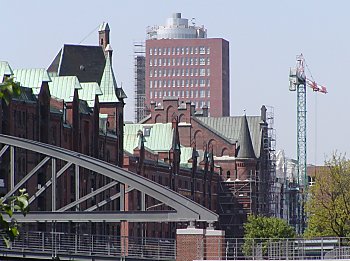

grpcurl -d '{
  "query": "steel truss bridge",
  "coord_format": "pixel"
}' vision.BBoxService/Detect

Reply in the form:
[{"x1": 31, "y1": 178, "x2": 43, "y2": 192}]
[{"x1": 0, "y1": 134, "x2": 218, "y2": 259}]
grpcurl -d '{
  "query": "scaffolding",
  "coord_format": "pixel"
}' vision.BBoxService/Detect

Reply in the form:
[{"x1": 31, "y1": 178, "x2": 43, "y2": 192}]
[
  {"x1": 266, "y1": 106, "x2": 277, "y2": 217},
  {"x1": 134, "y1": 42, "x2": 146, "y2": 123}
]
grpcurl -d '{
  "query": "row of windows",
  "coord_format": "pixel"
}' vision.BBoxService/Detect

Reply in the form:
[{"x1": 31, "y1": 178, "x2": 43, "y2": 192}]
[
  {"x1": 150, "y1": 90, "x2": 210, "y2": 100},
  {"x1": 150, "y1": 68, "x2": 210, "y2": 77},
  {"x1": 150, "y1": 79, "x2": 210, "y2": 88},
  {"x1": 149, "y1": 46, "x2": 210, "y2": 56},
  {"x1": 149, "y1": 57, "x2": 210, "y2": 66}
]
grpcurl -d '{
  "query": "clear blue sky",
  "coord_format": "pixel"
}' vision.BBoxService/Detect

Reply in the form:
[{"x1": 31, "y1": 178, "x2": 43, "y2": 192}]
[{"x1": 1, "y1": 0, "x2": 348, "y2": 165}]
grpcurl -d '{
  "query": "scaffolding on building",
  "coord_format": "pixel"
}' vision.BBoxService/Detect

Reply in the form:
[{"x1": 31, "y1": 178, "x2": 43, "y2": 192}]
[
  {"x1": 134, "y1": 42, "x2": 146, "y2": 123},
  {"x1": 266, "y1": 106, "x2": 277, "y2": 217}
]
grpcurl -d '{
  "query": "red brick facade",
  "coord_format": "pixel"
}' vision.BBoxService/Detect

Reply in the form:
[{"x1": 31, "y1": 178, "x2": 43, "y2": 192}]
[{"x1": 145, "y1": 38, "x2": 230, "y2": 117}]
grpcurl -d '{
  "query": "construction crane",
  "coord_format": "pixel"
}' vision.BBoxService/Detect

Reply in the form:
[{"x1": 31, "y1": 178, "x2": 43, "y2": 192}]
[{"x1": 288, "y1": 54, "x2": 327, "y2": 234}]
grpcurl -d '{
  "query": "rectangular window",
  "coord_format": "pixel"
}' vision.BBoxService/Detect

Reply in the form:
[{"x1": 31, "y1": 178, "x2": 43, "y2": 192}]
[
  {"x1": 150, "y1": 91, "x2": 153, "y2": 98},
  {"x1": 207, "y1": 58, "x2": 210, "y2": 65},
  {"x1": 159, "y1": 80, "x2": 162, "y2": 88},
  {"x1": 154, "y1": 58, "x2": 157, "y2": 66},
  {"x1": 168, "y1": 69, "x2": 172, "y2": 76},
  {"x1": 168, "y1": 47, "x2": 171, "y2": 55},
  {"x1": 185, "y1": 57, "x2": 189, "y2": 65},
  {"x1": 186, "y1": 68, "x2": 189, "y2": 76},
  {"x1": 154, "y1": 80, "x2": 158, "y2": 88},
  {"x1": 181, "y1": 69, "x2": 185, "y2": 76},
  {"x1": 195, "y1": 90, "x2": 198, "y2": 98},
  {"x1": 181, "y1": 58, "x2": 184, "y2": 66},
  {"x1": 154, "y1": 48, "x2": 157, "y2": 55},
  {"x1": 194, "y1": 68, "x2": 198, "y2": 76},
  {"x1": 163, "y1": 69, "x2": 166, "y2": 77},
  {"x1": 195, "y1": 79, "x2": 198, "y2": 86},
  {"x1": 150, "y1": 80, "x2": 153, "y2": 88},
  {"x1": 177, "y1": 90, "x2": 180, "y2": 96},
  {"x1": 163, "y1": 58, "x2": 166, "y2": 66},
  {"x1": 207, "y1": 68, "x2": 210, "y2": 76},
  {"x1": 190, "y1": 47, "x2": 193, "y2": 54},
  {"x1": 176, "y1": 47, "x2": 180, "y2": 55},
  {"x1": 158, "y1": 58, "x2": 162, "y2": 65},
  {"x1": 149, "y1": 69, "x2": 153, "y2": 77},
  {"x1": 181, "y1": 79, "x2": 185, "y2": 87},
  {"x1": 181, "y1": 47, "x2": 185, "y2": 54},
  {"x1": 168, "y1": 91, "x2": 171, "y2": 96},
  {"x1": 177, "y1": 79, "x2": 180, "y2": 87},
  {"x1": 181, "y1": 90, "x2": 184, "y2": 97},
  {"x1": 163, "y1": 48, "x2": 166, "y2": 55},
  {"x1": 190, "y1": 68, "x2": 193, "y2": 76},
  {"x1": 172, "y1": 80, "x2": 175, "y2": 87},
  {"x1": 207, "y1": 90, "x2": 210, "y2": 97},
  {"x1": 167, "y1": 58, "x2": 171, "y2": 66},
  {"x1": 149, "y1": 49, "x2": 153, "y2": 55},
  {"x1": 194, "y1": 58, "x2": 198, "y2": 65},
  {"x1": 163, "y1": 80, "x2": 167, "y2": 87},
  {"x1": 207, "y1": 79, "x2": 210, "y2": 87},
  {"x1": 186, "y1": 90, "x2": 189, "y2": 98},
  {"x1": 158, "y1": 48, "x2": 162, "y2": 55},
  {"x1": 200, "y1": 90, "x2": 205, "y2": 98},
  {"x1": 190, "y1": 79, "x2": 194, "y2": 87},
  {"x1": 208, "y1": 101, "x2": 210, "y2": 108},
  {"x1": 164, "y1": 90, "x2": 167, "y2": 97},
  {"x1": 168, "y1": 80, "x2": 171, "y2": 87},
  {"x1": 172, "y1": 69, "x2": 176, "y2": 76},
  {"x1": 154, "y1": 70, "x2": 158, "y2": 77},
  {"x1": 177, "y1": 58, "x2": 180, "y2": 66},
  {"x1": 186, "y1": 47, "x2": 189, "y2": 54},
  {"x1": 195, "y1": 101, "x2": 198, "y2": 108},
  {"x1": 200, "y1": 79, "x2": 206, "y2": 87},
  {"x1": 172, "y1": 47, "x2": 175, "y2": 55},
  {"x1": 200, "y1": 68, "x2": 206, "y2": 76},
  {"x1": 186, "y1": 79, "x2": 189, "y2": 87},
  {"x1": 190, "y1": 90, "x2": 193, "y2": 98},
  {"x1": 149, "y1": 59, "x2": 152, "y2": 66},
  {"x1": 172, "y1": 58, "x2": 176, "y2": 66},
  {"x1": 173, "y1": 91, "x2": 176, "y2": 96},
  {"x1": 199, "y1": 46, "x2": 205, "y2": 54},
  {"x1": 207, "y1": 47, "x2": 210, "y2": 54},
  {"x1": 155, "y1": 91, "x2": 158, "y2": 98},
  {"x1": 200, "y1": 58, "x2": 205, "y2": 65},
  {"x1": 159, "y1": 91, "x2": 162, "y2": 98},
  {"x1": 194, "y1": 47, "x2": 198, "y2": 54},
  {"x1": 177, "y1": 69, "x2": 180, "y2": 76}
]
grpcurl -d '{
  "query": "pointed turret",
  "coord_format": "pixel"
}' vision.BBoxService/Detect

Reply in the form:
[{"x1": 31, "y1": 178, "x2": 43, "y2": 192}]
[
  {"x1": 237, "y1": 115, "x2": 256, "y2": 159},
  {"x1": 99, "y1": 51, "x2": 118, "y2": 103},
  {"x1": 98, "y1": 22, "x2": 110, "y2": 50}
]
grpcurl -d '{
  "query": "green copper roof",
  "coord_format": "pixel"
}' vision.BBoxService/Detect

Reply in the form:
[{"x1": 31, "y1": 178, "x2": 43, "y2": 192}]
[
  {"x1": 99, "y1": 52, "x2": 119, "y2": 103},
  {"x1": 0, "y1": 61, "x2": 14, "y2": 83},
  {"x1": 124, "y1": 122, "x2": 198, "y2": 165},
  {"x1": 124, "y1": 123, "x2": 173, "y2": 153},
  {"x1": 49, "y1": 76, "x2": 81, "y2": 102},
  {"x1": 79, "y1": 82, "x2": 102, "y2": 107},
  {"x1": 195, "y1": 116, "x2": 262, "y2": 158},
  {"x1": 13, "y1": 68, "x2": 51, "y2": 95}
]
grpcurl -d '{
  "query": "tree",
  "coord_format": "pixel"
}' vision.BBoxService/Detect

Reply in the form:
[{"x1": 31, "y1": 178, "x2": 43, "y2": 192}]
[
  {"x1": 0, "y1": 189, "x2": 29, "y2": 246},
  {"x1": 305, "y1": 153, "x2": 350, "y2": 237},
  {"x1": 0, "y1": 77, "x2": 27, "y2": 246},
  {"x1": 0, "y1": 77, "x2": 21, "y2": 104},
  {"x1": 243, "y1": 215, "x2": 296, "y2": 257}
]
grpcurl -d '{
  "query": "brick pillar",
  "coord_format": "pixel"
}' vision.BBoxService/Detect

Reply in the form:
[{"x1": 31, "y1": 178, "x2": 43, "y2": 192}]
[
  {"x1": 176, "y1": 227, "x2": 205, "y2": 261},
  {"x1": 204, "y1": 229, "x2": 225, "y2": 260}
]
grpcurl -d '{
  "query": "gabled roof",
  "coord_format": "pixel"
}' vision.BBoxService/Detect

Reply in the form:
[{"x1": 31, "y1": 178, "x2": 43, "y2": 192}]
[
  {"x1": 195, "y1": 116, "x2": 262, "y2": 158},
  {"x1": 99, "y1": 52, "x2": 119, "y2": 103},
  {"x1": 79, "y1": 82, "x2": 102, "y2": 107},
  {"x1": 0, "y1": 61, "x2": 13, "y2": 83},
  {"x1": 99, "y1": 22, "x2": 110, "y2": 32},
  {"x1": 13, "y1": 68, "x2": 51, "y2": 95},
  {"x1": 48, "y1": 76, "x2": 81, "y2": 102},
  {"x1": 13, "y1": 87, "x2": 37, "y2": 103},
  {"x1": 47, "y1": 44, "x2": 106, "y2": 84},
  {"x1": 124, "y1": 123, "x2": 174, "y2": 153},
  {"x1": 237, "y1": 115, "x2": 256, "y2": 159}
]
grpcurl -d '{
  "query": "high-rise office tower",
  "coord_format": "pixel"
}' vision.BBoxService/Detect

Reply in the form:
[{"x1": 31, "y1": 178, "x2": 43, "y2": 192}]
[{"x1": 143, "y1": 13, "x2": 230, "y2": 117}]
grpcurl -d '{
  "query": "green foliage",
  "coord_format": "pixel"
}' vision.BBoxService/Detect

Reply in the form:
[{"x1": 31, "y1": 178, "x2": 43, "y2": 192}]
[
  {"x1": 0, "y1": 189, "x2": 29, "y2": 247},
  {"x1": 305, "y1": 152, "x2": 350, "y2": 237},
  {"x1": 0, "y1": 77, "x2": 21, "y2": 104},
  {"x1": 243, "y1": 215, "x2": 296, "y2": 256}
]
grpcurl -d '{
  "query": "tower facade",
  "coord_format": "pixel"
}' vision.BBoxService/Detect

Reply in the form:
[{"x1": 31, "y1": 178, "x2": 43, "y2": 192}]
[{"x1": 143, "y1": 13, "x2": 230, "y2": 118}]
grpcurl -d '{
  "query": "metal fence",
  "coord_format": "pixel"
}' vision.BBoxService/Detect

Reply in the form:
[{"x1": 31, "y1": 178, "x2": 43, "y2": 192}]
[
  {"x1": 202, "y1": 237, "x2": 350, "y2": 260},
  {"x1": 0, "y1": 231, "x2": 176, "y2": 260}
]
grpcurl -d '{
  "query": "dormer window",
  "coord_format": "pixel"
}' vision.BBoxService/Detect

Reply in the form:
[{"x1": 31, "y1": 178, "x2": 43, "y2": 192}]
[{"x1": 143, "y1": 127, "x2": 152, "y2": 137}]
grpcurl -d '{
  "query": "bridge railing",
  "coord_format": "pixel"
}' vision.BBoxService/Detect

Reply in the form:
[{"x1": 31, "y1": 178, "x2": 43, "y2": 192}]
[
  {"x1": 0, "y1": 231, "x2": 176, "y2": 260},
  {"x1": 200, "y1": 237, "x2": 350, "y2": 260}
]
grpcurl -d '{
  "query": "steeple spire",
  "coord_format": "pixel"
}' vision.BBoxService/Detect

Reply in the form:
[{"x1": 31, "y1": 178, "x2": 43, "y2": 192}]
[{"x1": 237, "y1": 115, "x2": 256, "y2": 158}]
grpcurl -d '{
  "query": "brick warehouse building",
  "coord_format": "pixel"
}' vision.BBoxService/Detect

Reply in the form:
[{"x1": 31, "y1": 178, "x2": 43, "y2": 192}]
[
  {"x1": 0, "y1": 23, "x2": 218, "y2": 238},
  {"x1": 143, "y1": 13, "x2": 230, "y2": 117},
  {"x1": 141, "y1": 97, "x2": 274, "y2": 237}
]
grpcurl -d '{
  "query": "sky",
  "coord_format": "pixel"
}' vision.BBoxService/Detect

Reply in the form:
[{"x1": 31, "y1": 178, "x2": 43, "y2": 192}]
[{"x1": 1, "y1": 0, "x2": 348, "y2": 165}]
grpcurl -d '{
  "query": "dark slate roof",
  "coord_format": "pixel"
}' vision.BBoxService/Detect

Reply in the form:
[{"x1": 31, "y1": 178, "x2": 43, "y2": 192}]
[
  {"x1": 48, "y1": 44, "x2": 106, "y2": 84},
  {"x1": 13, "y1": 87, "x2": 37, "y2": 103},
  {"x1": 194, "y1": 116, "x2": 262, "y2": 158},
  {"x1": 237, "y1": 115, "x2": 256, "y2": 159}
]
